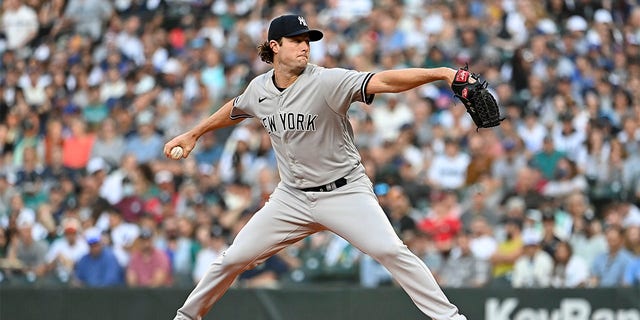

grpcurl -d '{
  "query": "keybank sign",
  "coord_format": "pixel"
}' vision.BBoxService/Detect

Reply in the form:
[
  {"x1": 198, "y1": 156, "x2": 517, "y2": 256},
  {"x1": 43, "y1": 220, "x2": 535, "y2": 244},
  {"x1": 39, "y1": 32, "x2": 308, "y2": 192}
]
[{"x1": 486, "y1": 298, "x2": 640, "y2": 320}]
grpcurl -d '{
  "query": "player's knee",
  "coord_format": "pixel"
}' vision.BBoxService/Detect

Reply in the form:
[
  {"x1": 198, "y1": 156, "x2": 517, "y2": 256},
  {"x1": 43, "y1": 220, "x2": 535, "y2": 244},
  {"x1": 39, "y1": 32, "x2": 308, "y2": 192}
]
[{"x1": 218, "y1": 250, "x2": 255, "y2": 272}]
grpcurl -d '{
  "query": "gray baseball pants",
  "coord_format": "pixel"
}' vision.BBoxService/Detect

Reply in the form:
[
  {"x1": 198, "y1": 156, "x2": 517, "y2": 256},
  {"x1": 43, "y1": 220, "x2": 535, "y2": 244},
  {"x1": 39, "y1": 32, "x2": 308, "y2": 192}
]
[{"x1": 174, "y1": 168, "x2": 466, "y2": 320}]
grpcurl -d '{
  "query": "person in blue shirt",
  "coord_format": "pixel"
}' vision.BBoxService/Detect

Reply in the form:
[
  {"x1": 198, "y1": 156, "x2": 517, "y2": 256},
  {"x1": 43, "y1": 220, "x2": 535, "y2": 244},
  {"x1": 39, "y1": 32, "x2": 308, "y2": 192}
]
[
  {"x1": 73, "y1": 229, "x2": 124, "y2": 287},
  {"x1": 623, "y1": 256, "x2": 640, "y2": 287},
  {"x1": 589, "y1": 225, "x2": 634, "y2": 287},
  {"x1": 124, "y1": 110, "x2": 164, "y2": 164}
]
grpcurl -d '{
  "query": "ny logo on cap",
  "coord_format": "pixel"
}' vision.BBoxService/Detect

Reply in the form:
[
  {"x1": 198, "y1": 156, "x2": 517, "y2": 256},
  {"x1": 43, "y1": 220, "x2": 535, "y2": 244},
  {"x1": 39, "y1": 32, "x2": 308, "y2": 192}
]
[{"x1": 298, "y1": 16, "x2": 307, "y2": 27}]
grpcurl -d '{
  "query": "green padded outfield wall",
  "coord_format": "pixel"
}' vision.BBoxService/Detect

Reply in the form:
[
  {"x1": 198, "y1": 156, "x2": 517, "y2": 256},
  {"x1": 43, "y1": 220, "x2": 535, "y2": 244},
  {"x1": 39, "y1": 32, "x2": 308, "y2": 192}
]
[{"x1": 1, "y1": 287, "x2": 639, "y2": 320}]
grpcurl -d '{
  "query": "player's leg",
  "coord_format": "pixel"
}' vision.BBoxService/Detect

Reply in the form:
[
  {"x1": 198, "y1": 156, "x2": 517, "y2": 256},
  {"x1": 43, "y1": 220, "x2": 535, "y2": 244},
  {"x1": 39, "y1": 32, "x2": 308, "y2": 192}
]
[
  {"x1": 313, "y1": 176, "x2": 467, "y2": 320},
  {"x1": 174, "y1": 187, "x2": 320, "y2": 320}
]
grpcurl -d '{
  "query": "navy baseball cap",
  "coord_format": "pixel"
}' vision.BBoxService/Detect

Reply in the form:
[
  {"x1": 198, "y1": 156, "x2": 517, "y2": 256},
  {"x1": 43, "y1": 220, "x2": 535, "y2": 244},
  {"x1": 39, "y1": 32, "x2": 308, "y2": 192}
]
[{"x1": 268, "y1": 15, "x2": 323, "y2": 42}]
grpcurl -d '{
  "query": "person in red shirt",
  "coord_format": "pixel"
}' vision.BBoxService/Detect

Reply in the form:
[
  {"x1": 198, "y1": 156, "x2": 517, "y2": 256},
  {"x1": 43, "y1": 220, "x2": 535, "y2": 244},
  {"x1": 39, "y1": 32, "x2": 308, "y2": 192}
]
[
  {"x1": 62, "y1": 117, "x2": 95, "y2": 170},
  {"x1": 126, "y1": 228, "x2": 172, "y2": 287},
  {"x1": 418, "y1": 190, "x2": 462, "y2": 253}
]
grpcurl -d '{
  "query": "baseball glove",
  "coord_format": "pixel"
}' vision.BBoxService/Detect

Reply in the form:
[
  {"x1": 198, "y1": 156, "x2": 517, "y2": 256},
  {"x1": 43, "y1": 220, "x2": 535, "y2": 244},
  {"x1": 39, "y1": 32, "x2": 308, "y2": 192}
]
[{"x1": 451, "y1": 64, "x2": 503, "y2": 130}]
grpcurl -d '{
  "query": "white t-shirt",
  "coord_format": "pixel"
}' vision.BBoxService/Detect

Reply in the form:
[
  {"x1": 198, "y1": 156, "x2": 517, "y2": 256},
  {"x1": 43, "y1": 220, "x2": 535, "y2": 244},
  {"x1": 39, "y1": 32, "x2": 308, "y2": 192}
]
[
  {"x1": 45, "y1": 238, "x2": 89, "y2": 264},
  {"x1": 110, "y1": 222, "x2": 140, "y2": 267},
  {"x1": 1, "y1": 5, "x2": 38, "y2": 49},
  {"x1": 428, "y1": 152, "x2": 470, "y2": 189},
  {"x1": 470, "y1": 235, "x2": 498, "y2": 260}
]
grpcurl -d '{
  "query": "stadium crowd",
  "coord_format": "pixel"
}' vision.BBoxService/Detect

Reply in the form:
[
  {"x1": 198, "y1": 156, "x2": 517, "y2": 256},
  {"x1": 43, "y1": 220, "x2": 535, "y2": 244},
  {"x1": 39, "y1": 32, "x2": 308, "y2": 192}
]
[{"x1": 1, "y1": 0, "x2": 640, "y2": 290}]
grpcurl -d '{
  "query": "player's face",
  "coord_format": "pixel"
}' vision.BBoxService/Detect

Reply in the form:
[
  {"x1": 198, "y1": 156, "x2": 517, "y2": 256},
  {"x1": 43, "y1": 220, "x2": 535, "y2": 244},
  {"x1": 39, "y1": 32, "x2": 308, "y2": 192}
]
[{"x1": 276, "y1": 34, "x2": 311, "y2": 70}]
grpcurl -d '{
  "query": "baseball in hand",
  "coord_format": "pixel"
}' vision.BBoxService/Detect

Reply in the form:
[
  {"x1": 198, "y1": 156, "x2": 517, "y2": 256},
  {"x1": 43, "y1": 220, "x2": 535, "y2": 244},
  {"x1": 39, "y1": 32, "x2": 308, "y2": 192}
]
[{"x1": 170, "y1": 146, "x2": 184, "y2": 160}]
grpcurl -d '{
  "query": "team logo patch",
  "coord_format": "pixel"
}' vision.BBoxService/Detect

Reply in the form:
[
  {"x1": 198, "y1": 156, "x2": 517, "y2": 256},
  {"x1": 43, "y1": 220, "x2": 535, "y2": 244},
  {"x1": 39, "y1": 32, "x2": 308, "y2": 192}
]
[
  {"x1": 456, "y1": 70, "x2": 469, "y2": 83},
  {"x1": 461, "y1": 88, "x2": 468, "y2": 99},
  {"x1": 298, "y1": 16, "x2": 307, "y2": 27}
]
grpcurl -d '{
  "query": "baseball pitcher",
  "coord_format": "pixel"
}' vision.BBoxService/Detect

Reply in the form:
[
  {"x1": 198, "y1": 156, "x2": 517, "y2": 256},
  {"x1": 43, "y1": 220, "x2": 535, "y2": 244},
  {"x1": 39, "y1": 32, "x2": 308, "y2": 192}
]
[{"x1": 165, "y1": 14, "x2": 501, "y2": 320}]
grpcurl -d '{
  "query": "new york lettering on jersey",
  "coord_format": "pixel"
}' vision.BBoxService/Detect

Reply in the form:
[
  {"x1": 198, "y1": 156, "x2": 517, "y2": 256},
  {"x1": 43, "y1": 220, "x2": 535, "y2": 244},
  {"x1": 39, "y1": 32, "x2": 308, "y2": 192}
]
[{"x1": 260, "y1": 112, "x2": 318, "y2": 134}]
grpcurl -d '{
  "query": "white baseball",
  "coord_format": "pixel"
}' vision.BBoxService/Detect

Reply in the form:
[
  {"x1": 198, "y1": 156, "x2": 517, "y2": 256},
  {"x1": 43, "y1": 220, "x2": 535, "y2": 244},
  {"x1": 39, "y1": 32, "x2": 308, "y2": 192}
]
[{"x1": 170, "y1": 146, "x2": 184, "y2": 160}]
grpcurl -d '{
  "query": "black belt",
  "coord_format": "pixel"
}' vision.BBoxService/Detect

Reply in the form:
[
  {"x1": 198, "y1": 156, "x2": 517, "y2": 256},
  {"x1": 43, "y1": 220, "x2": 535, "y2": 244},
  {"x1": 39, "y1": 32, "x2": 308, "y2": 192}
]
[{"x1": 301, "y1": 177, "x2": 347, "y2": 192}]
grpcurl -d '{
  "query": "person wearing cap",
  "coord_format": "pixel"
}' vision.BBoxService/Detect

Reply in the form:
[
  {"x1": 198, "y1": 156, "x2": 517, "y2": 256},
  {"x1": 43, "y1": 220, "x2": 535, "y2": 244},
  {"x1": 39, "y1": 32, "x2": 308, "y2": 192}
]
[
  {"x1": 539, "y1": 211, "x2": 562, "y2": 257},
  {"x1": 73, "y1": 228, "x2": 124, "y2": 287},
  {"x1": 126, "y1": 228, "x2": 173, "y2": 287},
  {"x1": 165, "y1": 14, "x2": 467, "y2": 320},
  {"x1": 511, "y1": 229, "x2": 553, "y2": 288},
  {"x1": 44, "y1": 217, "x2": 89, "y2": 283},
  {"x1": 5, "y1": 211, "x2": 49, "y2": 283}
]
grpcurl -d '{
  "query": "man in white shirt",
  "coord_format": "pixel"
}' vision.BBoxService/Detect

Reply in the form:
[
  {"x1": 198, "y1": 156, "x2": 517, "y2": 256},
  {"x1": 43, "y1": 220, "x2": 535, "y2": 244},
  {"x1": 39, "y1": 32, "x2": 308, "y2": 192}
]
[
  {"x1": 512, "y1": 229, "x2": 554, "y2": 288},
  {"x1": 45, "y1": 218, "x2": 89, "y2": 282},
  {"x1": 1, "y1": 0, "x2": 38, "y2": 50},
  {"x1": 428, "y1": 137, "x2": 470, "y2": 190}
]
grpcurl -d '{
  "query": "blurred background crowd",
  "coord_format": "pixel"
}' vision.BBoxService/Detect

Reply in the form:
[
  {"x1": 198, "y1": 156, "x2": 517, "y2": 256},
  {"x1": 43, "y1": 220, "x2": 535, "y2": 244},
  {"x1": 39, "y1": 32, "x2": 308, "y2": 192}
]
[{"x1": 1, "y1": 0, "x2": 640, "y2": 290}]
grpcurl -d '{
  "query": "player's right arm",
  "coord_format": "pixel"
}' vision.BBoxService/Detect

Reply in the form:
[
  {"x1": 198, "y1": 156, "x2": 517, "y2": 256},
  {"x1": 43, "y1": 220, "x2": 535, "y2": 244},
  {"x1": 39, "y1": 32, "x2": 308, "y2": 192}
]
[{"x1": 163, "y1": 100, "x2": 244, "y2": 159}]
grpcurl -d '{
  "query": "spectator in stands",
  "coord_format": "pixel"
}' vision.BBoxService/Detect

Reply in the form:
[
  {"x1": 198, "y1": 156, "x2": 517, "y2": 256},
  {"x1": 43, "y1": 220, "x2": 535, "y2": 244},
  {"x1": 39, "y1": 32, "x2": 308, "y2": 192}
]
[
  {"x1": 90, "y1": 118, "x2": 125, "y2": 168},
  {"x1": 162, "y1": 216, "x2": 196, "y2": 286},
  {"x1": 552, "y1": 112, "x2": 586, "y2": 162},
  {"x1": 550, "y1": 241, "x2": 589, "y2": 288},
  {"x1": 194, "y1": 132, "x2": 224, "y2": 166},
  {"x1": 517, "y1": 110, "x2": 547, "y2": 155},
  {"x1": 385, "y1": 185, "x2": 420, "y2": 237},
  {"x1": 460, "y1": 184, "x2": 500, "y2": 231},
  {"x1": 418, "y1": 190, "x2": 462, "y2": 254},
  {"x1": 625, "y1": 225, "x2": 640, "y2": 256},
  {"x1": 73, "y1": 228, "x2": 123, "y2": 287},
  {"x1": 104, "y1": 206, "x2": 139, "y2": 267},
  {"x1": 427, "y1": 137, "x2": 470, "y2": 191},
  {"x1": 1, "y1": 0, "x2": 39, "y2": 50},
  {"x1": 126, "y1": 228, "x2": 172, "y2": 287},
  {"x1": 617, "y1": 201, "x2": 640, "y2": 228},
  {"x1": 44, "y1": 217, "x2": 89, "y2": 283},
  {"x1": 124, "y1": 111, "x2": 164, "y2": 164},
  {"x1": 491, "y1": 138, "x2": 527, "y2": 191},
  {"x1": 193, "y1": 224, "x2": 229, "y2": 284},
  {"x1": 438, "y1": 231, "x2": 490, "y2": 288},
  {"x1": 5, "y1": 212, "x2": 48, "y2": 283},
  {"x1": 530, "y1": 136, "x2": 565, "y2": 181},
  {"x1": 589, "y1": 226, "x2": 634, "y2": 287},
  {"x1": 62, "y1": 0, "x2": 113, "y2": 41},
  {"x1": 489, "y1": 217, "x2": 524, "y2": 287},
  {"x1": 61, "y1": 117, "x2": 95, "y2": 173},
  {"x1": 512, "y1": 229, "x2": 553, "y2": 288},
  {"x1": 542, "y1": 157, "x2": 588, "y2": 199},
  {"x1": 539, "y1": 212, "x2": 562, "y2": 257},
  {"x1": 624, "y1": 253, "x2": 640, "y2": 287},
  {"x1": 570, "y1": 213, "x2": 608, "y2": 268},
  {"x1": 468, "y1": 216, "x2": 498, "y2": 262}
]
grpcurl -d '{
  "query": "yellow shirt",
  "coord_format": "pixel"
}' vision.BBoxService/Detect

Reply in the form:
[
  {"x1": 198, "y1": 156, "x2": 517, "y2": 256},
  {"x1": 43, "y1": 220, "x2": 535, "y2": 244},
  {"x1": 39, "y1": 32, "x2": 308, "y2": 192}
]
[{"x1": 492, "y1": 238, "x2": 523, "y2": 277}]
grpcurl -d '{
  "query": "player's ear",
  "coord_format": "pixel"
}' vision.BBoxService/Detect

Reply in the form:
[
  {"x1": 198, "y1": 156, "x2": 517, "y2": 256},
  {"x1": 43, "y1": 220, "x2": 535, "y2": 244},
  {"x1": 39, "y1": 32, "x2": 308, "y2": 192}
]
[{"x1": 269, "y1": 39, "x2": 280, "y2": 53}]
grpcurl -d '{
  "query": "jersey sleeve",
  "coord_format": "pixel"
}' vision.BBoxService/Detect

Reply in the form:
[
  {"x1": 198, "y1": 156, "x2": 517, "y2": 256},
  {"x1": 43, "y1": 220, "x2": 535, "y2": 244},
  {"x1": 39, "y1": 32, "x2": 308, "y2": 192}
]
[
  {"x1": 322, "y1": 68, "x2": 375, "y2": 113},
  {"x1": 230, "y1": 78, "x2": 259, "y2": 120}
]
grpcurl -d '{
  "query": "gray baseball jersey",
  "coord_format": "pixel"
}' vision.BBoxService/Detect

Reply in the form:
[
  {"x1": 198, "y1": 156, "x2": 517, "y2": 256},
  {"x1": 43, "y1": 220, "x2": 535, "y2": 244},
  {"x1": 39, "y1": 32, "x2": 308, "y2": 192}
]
[
  {"x1": 230, "y1": 64, "x2": 374, "y2": 189},
  {"x1": 173, "y1": 64, "x2": 467, "y2": 320}
]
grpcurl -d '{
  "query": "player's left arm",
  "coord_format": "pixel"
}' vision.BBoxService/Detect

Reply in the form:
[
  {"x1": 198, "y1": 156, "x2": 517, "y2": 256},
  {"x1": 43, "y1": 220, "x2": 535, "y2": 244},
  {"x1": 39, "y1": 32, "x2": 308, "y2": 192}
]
[{"x1": 365, "y1": 67, "x2": 457, "y2": 94}]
